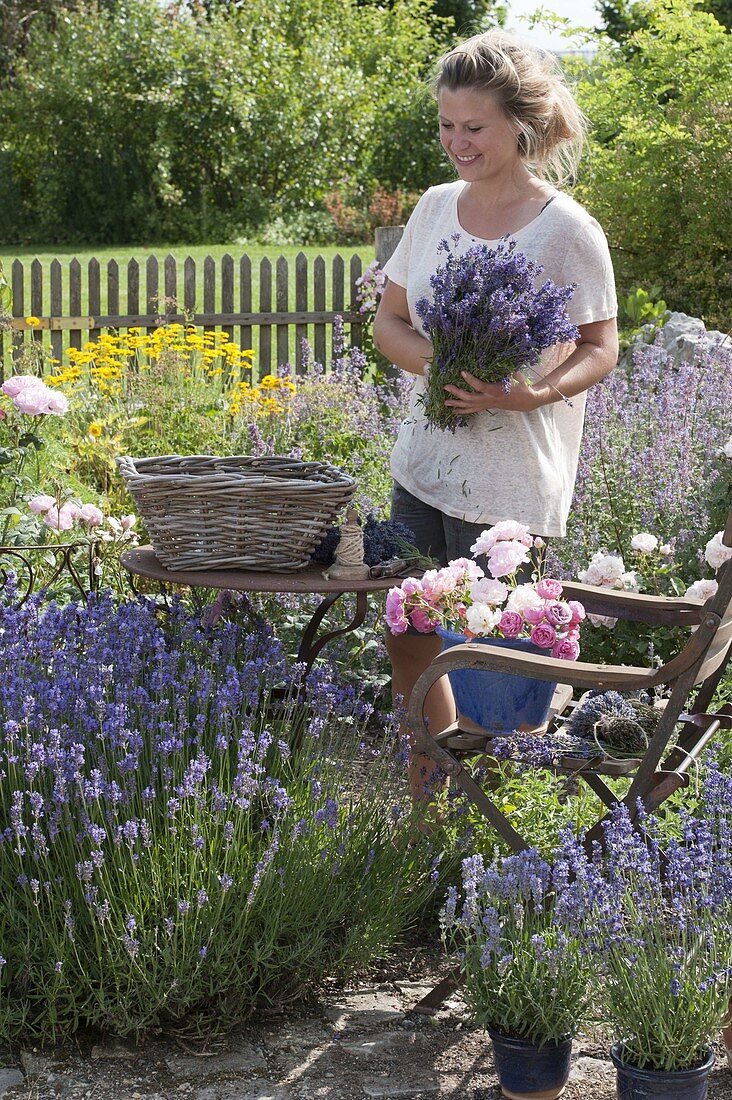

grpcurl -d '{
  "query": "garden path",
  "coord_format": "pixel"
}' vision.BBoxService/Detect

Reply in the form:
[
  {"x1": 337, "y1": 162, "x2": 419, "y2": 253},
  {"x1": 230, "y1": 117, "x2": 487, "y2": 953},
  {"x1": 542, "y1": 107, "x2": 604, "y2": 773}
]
[{"x1": 1, "y1": 949, "x2": 731, "y2": 1100}]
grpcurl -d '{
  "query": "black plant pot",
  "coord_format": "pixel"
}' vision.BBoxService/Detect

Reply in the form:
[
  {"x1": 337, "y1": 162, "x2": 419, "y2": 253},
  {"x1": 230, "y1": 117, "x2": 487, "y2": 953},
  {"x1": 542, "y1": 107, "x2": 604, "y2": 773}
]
[
  {"x1": 610, "y1": 1042, "x2": 715, "y2": 1100},
  {"x1": 488, "y1": 1027, "x2": 573, "y2": 1100}
]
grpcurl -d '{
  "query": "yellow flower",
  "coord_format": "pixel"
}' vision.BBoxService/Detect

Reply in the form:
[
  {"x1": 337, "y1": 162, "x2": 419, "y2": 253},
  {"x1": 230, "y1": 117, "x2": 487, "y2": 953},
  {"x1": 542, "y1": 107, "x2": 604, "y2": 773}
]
[
  {"x1": 25, "y1": 315, "x2": 41, "y2": 326},
  {"x1": 88, "y1": 422, "x2": 103, "y2": 438}
]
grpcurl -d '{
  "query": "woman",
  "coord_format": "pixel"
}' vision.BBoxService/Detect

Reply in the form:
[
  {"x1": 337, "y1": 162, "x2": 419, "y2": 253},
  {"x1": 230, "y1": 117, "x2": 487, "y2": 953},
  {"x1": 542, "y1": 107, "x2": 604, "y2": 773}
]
[{"x1": 373, "y1": 29, "x2": 618, "y2": 803}]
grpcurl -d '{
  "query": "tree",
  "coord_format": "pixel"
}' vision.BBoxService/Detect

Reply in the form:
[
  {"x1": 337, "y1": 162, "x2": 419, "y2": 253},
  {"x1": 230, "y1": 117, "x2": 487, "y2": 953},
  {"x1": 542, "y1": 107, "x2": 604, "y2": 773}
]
[
  {"x1": 0, "y1": 0, "x2": 449, "y2": 243},
  {"x1": 597, "y1": 0, "x2": 731, "y2": 42},
  {"x1": 574, "y1": 0, "x2": 732, "y2": 325}
]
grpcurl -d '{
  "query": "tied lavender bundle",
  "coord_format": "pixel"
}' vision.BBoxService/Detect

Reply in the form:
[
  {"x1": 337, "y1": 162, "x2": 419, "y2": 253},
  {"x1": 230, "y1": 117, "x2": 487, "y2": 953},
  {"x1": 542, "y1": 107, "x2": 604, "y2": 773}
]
[{"x1": 415, "y1": 235, "x2": 580, "y2": 431}]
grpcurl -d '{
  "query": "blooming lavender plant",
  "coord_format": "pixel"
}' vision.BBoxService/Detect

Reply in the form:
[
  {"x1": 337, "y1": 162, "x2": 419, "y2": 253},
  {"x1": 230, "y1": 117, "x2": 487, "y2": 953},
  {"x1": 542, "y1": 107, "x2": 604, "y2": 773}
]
[
  {"x1": 0, "y1": 590, "x2": 447, "y2": 1041},
  {"x1": 415, "y1": 236, "x2": 579, "y2": 431},
  {"x1": 442, "y1": 845, "x2": 596, "y2": 1044},
  {"x1": 585, "y1": 763, "x2": 732, "y2": 1072}
]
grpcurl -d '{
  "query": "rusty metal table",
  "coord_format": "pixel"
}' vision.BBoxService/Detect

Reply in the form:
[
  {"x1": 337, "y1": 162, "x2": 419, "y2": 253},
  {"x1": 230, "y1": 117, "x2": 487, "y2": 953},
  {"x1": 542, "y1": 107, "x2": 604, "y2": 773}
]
[{"x1": 121, "y1": 545, "x2": 401, "y2": 678}]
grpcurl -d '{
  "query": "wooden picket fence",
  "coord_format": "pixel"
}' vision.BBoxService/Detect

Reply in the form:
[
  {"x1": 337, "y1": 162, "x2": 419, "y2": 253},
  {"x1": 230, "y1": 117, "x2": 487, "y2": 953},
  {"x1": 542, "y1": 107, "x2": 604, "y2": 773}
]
[{"x1": 1, "y1": 229, "x2": 403, "y2": 381}]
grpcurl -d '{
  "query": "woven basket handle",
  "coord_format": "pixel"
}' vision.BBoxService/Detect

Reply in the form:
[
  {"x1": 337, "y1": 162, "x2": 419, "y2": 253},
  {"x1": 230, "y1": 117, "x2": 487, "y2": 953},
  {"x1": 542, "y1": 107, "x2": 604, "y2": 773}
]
[{"x1": 117, "y1": 456, "x2": 137, "y2": 478}]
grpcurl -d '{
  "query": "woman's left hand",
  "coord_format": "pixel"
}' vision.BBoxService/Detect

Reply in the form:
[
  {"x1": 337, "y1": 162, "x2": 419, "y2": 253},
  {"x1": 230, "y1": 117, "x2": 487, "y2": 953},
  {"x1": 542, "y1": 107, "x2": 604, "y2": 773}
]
[{"x1": 443, "y1": 371, "x2": 543, "y2": 414}]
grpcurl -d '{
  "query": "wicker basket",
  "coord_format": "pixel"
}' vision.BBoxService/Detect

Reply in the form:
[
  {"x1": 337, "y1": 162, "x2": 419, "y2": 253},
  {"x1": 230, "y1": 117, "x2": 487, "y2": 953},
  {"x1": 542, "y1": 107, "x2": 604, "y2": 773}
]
[{"x1": 117, "y1": 454, "x2": 356, "y2": 572}]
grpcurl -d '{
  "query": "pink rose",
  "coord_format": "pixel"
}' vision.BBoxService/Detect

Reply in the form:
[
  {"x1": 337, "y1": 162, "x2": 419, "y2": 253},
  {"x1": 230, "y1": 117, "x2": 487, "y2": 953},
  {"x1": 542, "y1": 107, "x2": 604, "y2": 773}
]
[
  {"x1": 44, "y1": 390, "x2": 69, "y2": 415},
  {"x1": 551, "y1": 636, "x2": 581, "y2": 661},
  {"x1": 28, "y1": 494, "x2": 56, "y2": 515},
  {"x1": 2, "y1": 375, "x2": 39, "y2": 398},
  {"x1": 567, "y1": 600, "x2": 586, "y2": 623},
  {"x1": 545, "y1": 600, "x2": 573, "y2": 627},
  {"x1": 44, "y1": 504, "x2": 77, "y2": 532},
  {"x1": 499, "y1": 610, "x2": 523, "y2": 638},
  {"x1": 530, "y1": 623, "x2": 557, "y2": 649},
  {"x1": 80, "y1": 503, "x2": 104, "y2": 527},
  {"x1": 120, "y1": 514, "x2": 137, "y2": 531},
  {"x1": 471, "y1": 521, "x2": 532, "y2": 556},
  {"x1": 536, "y1": 578, "x2": 563, "y2": 600},
  {"x1": 9, "y1": 377, "x2": 68, "y2": 416},
  {"x1": 487, "y1": 539, "x2": 531, "y2": 579},
  {"x1": 401, "y1": 576, "x2": 422, "y2": 597},
  {"x1": 385, "y1": 588, "x2": 408, "y2": 634},
  {"x1": 410, "y1": 608, "x2": 437, "y2": 634},
  {"x1": 523, "y1": 605, "x2": 546, "y2": 625},
  {"x1": 13, "y1": 386, "x2": 53, "y2": 416}
]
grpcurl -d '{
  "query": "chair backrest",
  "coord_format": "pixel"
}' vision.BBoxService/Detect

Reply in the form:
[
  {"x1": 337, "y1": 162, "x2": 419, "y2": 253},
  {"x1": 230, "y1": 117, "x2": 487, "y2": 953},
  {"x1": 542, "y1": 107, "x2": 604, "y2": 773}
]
[
  {"x1": 649, "y1": 508, "x2": 732, "y2": 691},
  {"x1": 693, "y1": 508, "x2": 732, "y2": 685}
]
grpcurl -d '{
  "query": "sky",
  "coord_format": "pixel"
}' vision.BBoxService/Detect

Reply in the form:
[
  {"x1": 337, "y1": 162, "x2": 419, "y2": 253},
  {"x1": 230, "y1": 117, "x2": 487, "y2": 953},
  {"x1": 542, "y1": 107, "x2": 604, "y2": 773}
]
[{"x1": 503, "y1": 0, "x2": 601, "y2": 51}]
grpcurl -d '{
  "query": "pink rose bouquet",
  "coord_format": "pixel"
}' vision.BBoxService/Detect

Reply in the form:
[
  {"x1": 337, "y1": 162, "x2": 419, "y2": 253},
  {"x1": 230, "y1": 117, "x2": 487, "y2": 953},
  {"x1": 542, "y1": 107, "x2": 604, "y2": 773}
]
[{"x1": 384, "y1": 521, "x2": 584, "y2": 660}]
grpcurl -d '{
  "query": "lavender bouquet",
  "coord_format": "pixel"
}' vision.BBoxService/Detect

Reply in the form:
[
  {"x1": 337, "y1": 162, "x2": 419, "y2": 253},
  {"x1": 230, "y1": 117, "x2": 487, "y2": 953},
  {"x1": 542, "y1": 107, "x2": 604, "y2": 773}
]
[{"x1": 415, "y1": 236, "x2": 579, "y2": 430}]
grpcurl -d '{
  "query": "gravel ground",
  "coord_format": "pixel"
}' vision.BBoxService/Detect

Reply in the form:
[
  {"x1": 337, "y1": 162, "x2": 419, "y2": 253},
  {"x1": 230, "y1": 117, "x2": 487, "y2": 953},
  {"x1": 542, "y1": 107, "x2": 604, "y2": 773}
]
[{"x1": 1, "y1": 946, "x2": 731, "y2": 1100}]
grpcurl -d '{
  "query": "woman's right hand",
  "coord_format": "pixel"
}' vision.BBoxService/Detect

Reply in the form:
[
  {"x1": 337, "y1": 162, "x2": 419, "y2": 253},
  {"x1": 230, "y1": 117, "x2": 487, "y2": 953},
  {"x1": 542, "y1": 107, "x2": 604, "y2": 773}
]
[{"x1": 373, "y1": 280, "x2": 433, "y2": 376}]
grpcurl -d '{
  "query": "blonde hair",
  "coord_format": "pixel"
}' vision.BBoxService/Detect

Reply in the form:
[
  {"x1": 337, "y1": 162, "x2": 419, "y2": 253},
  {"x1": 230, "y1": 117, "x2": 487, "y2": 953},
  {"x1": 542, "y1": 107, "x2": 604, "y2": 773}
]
[{"x1": 432, "y1": 29, "x2": 587, "y2": 185}]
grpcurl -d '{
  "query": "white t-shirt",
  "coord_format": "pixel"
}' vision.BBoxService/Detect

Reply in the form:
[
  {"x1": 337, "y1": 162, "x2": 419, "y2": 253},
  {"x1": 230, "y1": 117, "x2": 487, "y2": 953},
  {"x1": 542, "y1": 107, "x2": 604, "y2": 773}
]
[{"x1": 383, "y1": 180, "x2": 617, "y2": 537}]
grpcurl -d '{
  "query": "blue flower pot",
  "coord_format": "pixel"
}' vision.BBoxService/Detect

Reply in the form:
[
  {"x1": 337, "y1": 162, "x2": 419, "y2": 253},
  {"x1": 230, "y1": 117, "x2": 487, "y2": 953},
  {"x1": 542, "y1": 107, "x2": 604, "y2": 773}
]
[
  {"x1": 610, "y1": 1043, "x2": 715, "y2": 1100},
  {"x1": 488, "y1": 1027, "x2": 573, "y2": 1100},
  {"x1": 436, "y1": 628, "x2": 557, "y2": 733}
]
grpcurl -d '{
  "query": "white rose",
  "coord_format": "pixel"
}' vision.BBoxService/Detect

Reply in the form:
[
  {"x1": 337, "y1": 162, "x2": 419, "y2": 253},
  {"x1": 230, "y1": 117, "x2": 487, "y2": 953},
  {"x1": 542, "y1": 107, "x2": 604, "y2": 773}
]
[
  {"x1": 630, "y1": 532, "x2": 658, "y2": 554},
  {"x1": 705, "y1": 532, "x2": 732, "y2": 571},
  {"x1": 505, "y1": 583, "x2": 543, "y2": 614},
  {"x1": 466, "y1": 603, "x2": 503, "y2": 637},
  {"x1": 589, "y1": 614, "x2": 618, "y2": 629},
  {"x1": 616, "y1": 571, "x2": 642, "y2": 592},
  {"x1": 723, "y1": 436, "x2": 732, "y2": 460},
  {"x1": 599, "y1": 554, "x2": 625, "y2": 584},
  {"x1": 578, "y1": 563, "x2": 605, "y2": 586},
  {"x1": 469, "y1": 578, "x2": 508, "y2": 606},
  {"x1": 685, "y1": 578, "x2": 718, "y2": 602}
]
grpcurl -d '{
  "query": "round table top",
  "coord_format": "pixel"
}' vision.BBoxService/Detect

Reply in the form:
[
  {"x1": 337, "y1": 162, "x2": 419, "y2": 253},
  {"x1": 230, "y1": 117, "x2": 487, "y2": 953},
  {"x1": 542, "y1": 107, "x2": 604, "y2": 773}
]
[{"x1": 121, "y1": 546, "x2": 407, "y2": 594}]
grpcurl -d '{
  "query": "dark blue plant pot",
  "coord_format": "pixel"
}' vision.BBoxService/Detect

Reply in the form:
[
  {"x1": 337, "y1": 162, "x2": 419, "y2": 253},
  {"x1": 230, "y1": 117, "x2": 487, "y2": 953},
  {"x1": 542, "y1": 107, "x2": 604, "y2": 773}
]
[
  {"x1": 610, "y1": 1043, "x2": 715, "y2": 1100},
  {"x1": 488, "y1": 1027, "x2": 573, "y2": 1100},
  {"x1": 436, "y1": 628, "x2": 557, "y2": 733}
]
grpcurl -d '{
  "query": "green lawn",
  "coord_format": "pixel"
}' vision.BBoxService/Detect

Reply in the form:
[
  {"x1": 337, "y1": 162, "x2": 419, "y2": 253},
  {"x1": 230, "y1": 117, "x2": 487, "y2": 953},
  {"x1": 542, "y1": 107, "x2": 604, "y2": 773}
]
[{"x1": 1, "y1": 243, "x2": 376, "y2": 374}]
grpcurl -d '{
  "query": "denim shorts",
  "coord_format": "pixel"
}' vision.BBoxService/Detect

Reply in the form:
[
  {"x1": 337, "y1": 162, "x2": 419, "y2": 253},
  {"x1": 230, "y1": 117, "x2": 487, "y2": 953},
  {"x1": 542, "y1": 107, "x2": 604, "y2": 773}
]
[{"x1": 390, "y1": 481, "x2": 543, "y2": 581}]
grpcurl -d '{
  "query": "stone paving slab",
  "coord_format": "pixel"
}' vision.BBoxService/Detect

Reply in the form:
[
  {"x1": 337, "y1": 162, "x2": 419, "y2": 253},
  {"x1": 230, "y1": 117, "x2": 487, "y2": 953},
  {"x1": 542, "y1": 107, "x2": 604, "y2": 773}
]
[{"x1": 1, "y1": 977, "x2": 732, "y2": 1100}]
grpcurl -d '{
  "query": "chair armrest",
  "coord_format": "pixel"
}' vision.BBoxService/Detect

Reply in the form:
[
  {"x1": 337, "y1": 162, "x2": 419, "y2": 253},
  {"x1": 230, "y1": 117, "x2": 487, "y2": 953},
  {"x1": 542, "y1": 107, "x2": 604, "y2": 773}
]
[
  {"x1": 428, "y1": 640, "x2": 657, "y2": 691},
  {"x1": 558, "y1": 582, "x2": 704, "y2": 626}
]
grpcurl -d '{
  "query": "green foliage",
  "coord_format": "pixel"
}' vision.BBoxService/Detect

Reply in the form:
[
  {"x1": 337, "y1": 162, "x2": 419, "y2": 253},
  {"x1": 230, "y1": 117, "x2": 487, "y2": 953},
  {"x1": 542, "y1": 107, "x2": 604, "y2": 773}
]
[
  {"x1": 597, "y1": 0, "x2": 731, "y2": 41},
  {"x1": 574, "y1": 0, "x2": 732, "y2": 325},
  {"x1": 0, "y1": 0, "x2": 448, "y2": 245},
  {"x1": 618, "y1": 286, "x2": 668, "y2": 332}
]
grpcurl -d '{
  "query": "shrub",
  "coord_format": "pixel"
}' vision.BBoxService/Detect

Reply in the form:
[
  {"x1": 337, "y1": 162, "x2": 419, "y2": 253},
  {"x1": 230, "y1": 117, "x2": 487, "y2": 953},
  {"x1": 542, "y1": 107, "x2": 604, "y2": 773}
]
[
  {"x1": 574, "y1": 0, "x2": 732, "y2": 326},
  {"x1": 0, "y1": 590, "x2": 446, "y2": 1042},
  {"x1": 0, "y1": 0, "x2": 447, "y2": 245}
]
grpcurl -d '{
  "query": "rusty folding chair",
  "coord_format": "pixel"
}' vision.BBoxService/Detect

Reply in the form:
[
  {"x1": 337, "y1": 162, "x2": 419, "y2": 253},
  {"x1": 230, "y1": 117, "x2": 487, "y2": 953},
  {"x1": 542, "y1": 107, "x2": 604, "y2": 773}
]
[{"x1": 407, "y1": 509, "x2": 732, "y2": 856}]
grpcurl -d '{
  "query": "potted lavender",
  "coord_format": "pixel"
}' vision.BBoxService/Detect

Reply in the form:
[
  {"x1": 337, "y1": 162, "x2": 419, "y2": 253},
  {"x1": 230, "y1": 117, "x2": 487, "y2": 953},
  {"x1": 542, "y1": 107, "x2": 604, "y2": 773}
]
[
  {"x1": 415, "y1": 237, "x2": 579, "y2": 431},
  {"x1": 591, "y1": 766, "x2": 732, "y2": 1100},
  {"x1": 443, "y1": 846, "x2": 595, "y2": 1099}
]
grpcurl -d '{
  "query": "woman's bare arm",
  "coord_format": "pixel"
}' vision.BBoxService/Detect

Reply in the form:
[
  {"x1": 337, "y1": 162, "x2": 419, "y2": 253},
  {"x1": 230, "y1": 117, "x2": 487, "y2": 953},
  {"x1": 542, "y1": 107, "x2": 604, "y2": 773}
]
[
  {"x1": 443, "y1": 316, "x2": 619, "y2": 414},
  {"x1": 373, "y1": 280, "x2": 433, "y2": 376}
]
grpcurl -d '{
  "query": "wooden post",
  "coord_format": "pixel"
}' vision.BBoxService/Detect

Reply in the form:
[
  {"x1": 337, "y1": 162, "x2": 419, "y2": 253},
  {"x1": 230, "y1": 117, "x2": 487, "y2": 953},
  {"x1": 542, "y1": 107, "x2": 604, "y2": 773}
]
[
  {"x1": 375, "y1": 225, "x2": 404, "y2": 268},
  {"x1": 374, "y1": 226, "x2": 405, "y2": 379},
  {"x1": 70, "y1": 259, "x2": 82, "y2": 352}
]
